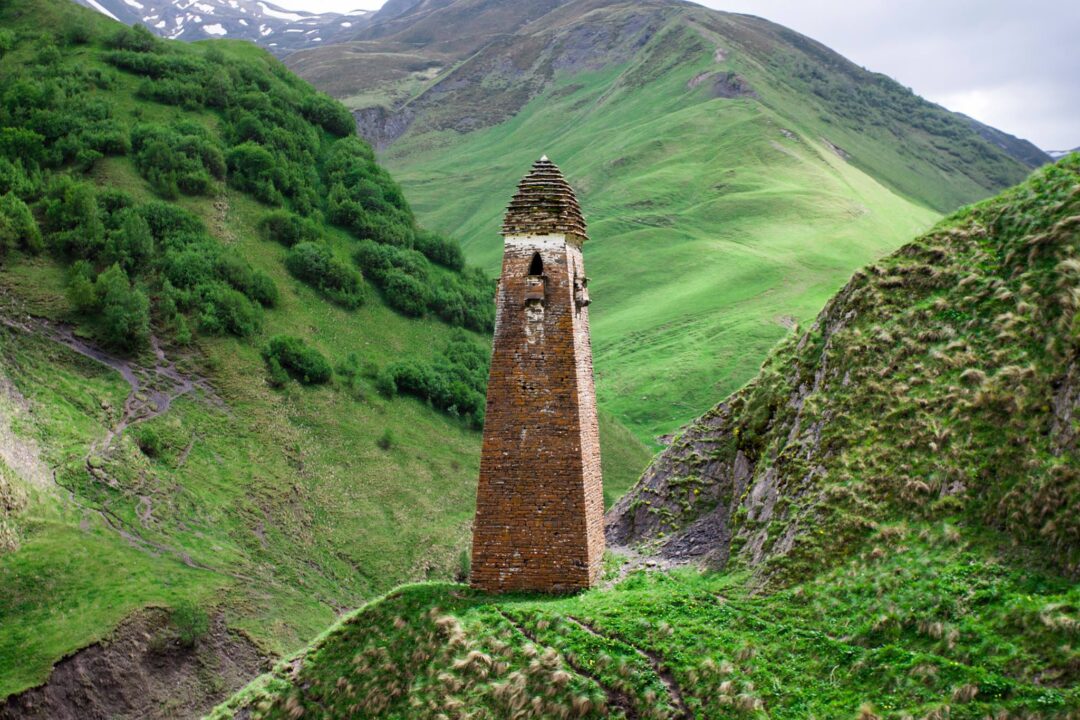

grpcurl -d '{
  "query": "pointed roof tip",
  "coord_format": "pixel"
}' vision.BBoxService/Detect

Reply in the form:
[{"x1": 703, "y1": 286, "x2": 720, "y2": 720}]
[{"x1": 502, "y1": 157, "x2": 588, "y2": 240}]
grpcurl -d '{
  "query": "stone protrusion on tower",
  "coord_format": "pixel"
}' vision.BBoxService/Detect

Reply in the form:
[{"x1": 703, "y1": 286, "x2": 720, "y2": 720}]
[
  {"x1": 501, "y1": 156, "x2": 589, "y2": 240},
  {"x1": 470, "y1": 156, "x2": 605, "y2": 594}
]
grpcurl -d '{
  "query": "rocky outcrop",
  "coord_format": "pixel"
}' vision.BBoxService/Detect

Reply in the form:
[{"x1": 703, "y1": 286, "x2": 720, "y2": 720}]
[
  {"x1": 607, "y1": 156, "x2": 1080, "y2": 583},
  {"x1": 353, "y1": 105, "x2": 417, "y2": 150},
  {"x1": 1, "y1": 610, "x2": 268, "y2": 720}
]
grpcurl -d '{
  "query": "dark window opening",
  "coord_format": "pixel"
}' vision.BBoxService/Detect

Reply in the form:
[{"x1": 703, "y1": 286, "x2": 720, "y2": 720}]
[{"x1": 527, "y1": 252, "x2": 544, "y2": 276}]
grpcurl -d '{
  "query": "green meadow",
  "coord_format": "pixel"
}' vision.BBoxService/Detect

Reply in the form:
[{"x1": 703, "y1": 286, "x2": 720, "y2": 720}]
[{"x1": 380, "y1": 43, "x2": 938, "y2": 445}]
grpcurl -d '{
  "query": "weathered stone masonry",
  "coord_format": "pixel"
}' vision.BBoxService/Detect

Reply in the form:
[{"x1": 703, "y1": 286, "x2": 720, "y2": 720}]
[{"x1": 470, "y1": 157, "x2": 605, "y2": 593}]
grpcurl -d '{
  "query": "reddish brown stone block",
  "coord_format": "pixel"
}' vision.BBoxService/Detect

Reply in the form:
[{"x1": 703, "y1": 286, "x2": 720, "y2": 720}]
[{"x1": 470, "y1": 157, "x2": 605, "y2": 593}]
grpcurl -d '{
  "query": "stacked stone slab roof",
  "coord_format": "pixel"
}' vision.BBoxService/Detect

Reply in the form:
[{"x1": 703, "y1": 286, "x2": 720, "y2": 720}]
[{"x1": 501, "y1": 156, "x2": 589, "y2": 240}]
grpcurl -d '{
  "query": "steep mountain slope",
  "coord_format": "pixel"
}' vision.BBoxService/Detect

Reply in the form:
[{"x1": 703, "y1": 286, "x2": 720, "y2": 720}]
[
  {"x1": 0, "y1": 1, "x2": 649, "y2": 714},
  {"x1": 287, "y1": 0, "x2": 1050, "y2": 445},
  {"x1": 70, "y1": 0, "x2": 372, "y2": 56},
  {"x1": 607, "y1": 153, "x2": 1080, "y2": 584},
  {"x1": 211, "y1": 158, "x2": 1080, "y2": 720}
]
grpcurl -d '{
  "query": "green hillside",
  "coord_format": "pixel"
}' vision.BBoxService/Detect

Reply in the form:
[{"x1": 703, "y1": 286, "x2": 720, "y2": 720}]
[
  {"x1": 0, "y1": 0, "x2": 650, "y2": 711},
  {"x1": 211, "y1": 158, "x2": 1080, "y2": 719},
  {"x1": 288, "y1": 0, "x2": 1042, "y2": 445}
]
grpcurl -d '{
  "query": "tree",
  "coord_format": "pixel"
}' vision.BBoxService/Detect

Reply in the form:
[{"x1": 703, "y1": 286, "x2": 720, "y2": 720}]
[
  {"x1": 95, "y1": 264, "x2": 150, "y2": 351},
  {"x1": 106, "y1": 209, "x2": 153, "y2": 273},
  {"x1": 0, "y1": 30, "x2": 15, "y2": 59},
  {"x1": 0, "y1": 193, "x2": 41, "y2": 257}
]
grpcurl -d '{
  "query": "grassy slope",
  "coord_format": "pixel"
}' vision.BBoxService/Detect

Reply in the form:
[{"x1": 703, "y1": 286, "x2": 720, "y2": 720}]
[
  {"x1": 383, "y1": 41, "x2": 937, "y2": 444},
  {"x1": 211, "y1": 158, "x2": 1080, "y2": 720},
  {"x1": 0, "y1": 0, "x2": 650, "y2": 698},
  {"x1": 210, "y1": 526, "x2": 1078, "y2": 719},
  {"x1": 607, "y1": 154, "x2": 1080, "y2": 587}
]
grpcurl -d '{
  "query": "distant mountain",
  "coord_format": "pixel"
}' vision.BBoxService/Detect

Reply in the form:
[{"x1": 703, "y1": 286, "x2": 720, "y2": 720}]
[
  {"x1": 285, "y1": 0, "x2": 1050, "y2": 444},
  {"x1": 962, "y1": 115, "x2": 1053, "y2": 168},
  {"x1": 71, "y1": 0, "x2": 373, "y2": 56},
  {"x1": 1049, "y1": 147, "x2": 1080, "y2": 160}
]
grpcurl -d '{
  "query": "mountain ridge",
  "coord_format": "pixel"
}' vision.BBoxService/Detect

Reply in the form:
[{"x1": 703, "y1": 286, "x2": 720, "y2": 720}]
[
  {"x1": 70, "y1": 0, "x2": 374, "y2": 56},
  {"x1": 287, "y1": 0, "x2": 1049, "y2": 444}
]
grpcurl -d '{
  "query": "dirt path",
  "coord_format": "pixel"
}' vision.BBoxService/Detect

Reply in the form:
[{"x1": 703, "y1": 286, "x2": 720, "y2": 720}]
[
  {"x1": 0, "y1": 315, "x2": 219, "y2": 451},
  {"x1": 603, "y1": 544, "x2": 689, "y2": 587},
  {"x1": 0, "y1": 311, "x2": 248, "y2": 579}
]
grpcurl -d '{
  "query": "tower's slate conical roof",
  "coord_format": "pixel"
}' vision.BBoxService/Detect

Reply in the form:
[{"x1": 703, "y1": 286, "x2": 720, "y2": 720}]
[{"x1": 502, "y1": 156, "x2": 588, "y2": 240}]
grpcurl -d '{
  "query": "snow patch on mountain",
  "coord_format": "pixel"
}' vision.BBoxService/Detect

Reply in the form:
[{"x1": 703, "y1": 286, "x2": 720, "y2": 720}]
[
  {"x1": 72, "y1": 0, "x2": 374, "y2": 57},
  {"x1": 257, "y1": 2, "x2": 305, "y2": 21}
]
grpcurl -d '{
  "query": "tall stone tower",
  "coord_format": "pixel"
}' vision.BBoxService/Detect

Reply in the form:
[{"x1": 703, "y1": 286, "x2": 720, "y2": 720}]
[{"x1": 470, "y1": 156, "x2": 605, "y2": 593}]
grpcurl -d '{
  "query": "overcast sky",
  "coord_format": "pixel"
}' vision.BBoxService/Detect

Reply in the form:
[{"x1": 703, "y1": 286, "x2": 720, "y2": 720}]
[{"x1": 293, "y1": 0, "x2": 1078, "y2": 150}]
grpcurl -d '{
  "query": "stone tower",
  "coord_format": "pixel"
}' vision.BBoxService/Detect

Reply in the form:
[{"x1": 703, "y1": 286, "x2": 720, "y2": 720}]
[{"x1": 470, "y1": 156, "x2": 605, "y2": 593}]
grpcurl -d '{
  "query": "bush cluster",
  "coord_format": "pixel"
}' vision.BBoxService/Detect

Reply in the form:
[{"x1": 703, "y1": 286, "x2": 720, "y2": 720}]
[
  {"x1": 0, "y1": 14, "x2": 491, "y2": 411},
  {"x1": 53, "y1": 180, "x2": 273, "y2": 346},
  {"x1": 263, "y1": 335, "x2": 332, "y2": 386},
  {"x1": 132, "y1": 122, "x2": 225, "y2": 198},
  {"x1": 355, "y1": 240, "x2": 494, "y2": 331},
  {"x1": 259, "y1": 209, "x2": 320, "y2": 247},
  {"x1": 0, "y1": 192, "x2": 42, "y2": 259},
  {"x1": 68, "y1": 262, "x2": 150, "y2": 351},
  {"x1": 378, "y1": 332, "x2": 488, "y2": 428},
  {"x1": 285, "y1": 242, "x2": 366, "y2": 309}
]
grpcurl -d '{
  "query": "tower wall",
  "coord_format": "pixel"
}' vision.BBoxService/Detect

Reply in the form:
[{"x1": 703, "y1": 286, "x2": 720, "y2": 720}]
[{"x1": 470, "y1": 232, "x2": 605, "y2": 593}]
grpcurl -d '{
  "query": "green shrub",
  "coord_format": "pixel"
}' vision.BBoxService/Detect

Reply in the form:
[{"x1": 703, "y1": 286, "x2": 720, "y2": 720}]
[
  {"x1": 299, "y1": 93, "x2": 355, "y2": 137},
  {"x1": 324, "y1": 137, "x2": 414, "y2": 242},
  {"x1": 103, "y1": 50, "x2": 206, "y2": 79},
  {"x1": 262, "y1": 335, "x2": 332, "y2": 385},
  {"x1": 135, "y1": 78, "x2": 207, "y2": 110},
  {"x1": 0, "y1": 193, "x2": 42, "y2": 257},
  {"x1": 285, "y1": 242, "x2": 365, "y2": 308},
  {"x1": 0, "y1": 157, "x2": 40, "y2": 197},
  {"x1": 214, "y1": 251, "x2": 278, "y2": 307},
  {"x1": 95, "y1": 263, "x2": 150, "y2": 352},
  {"x1": 382, "y1": 269, "x2": 430, "y2": 317},
  {"x1": 196, "y1": 283, "x2": 261, "y2": 337},
  {"x1": 107, "y1": 24, "x2": 159, "y2": 53},
  {"x1": 376, "y1": 429, "x2": 395, "y2": 450},
  {"x1": 66, "y1": 261, "x2": 97, "y2": 313},
  {"x1": 414, "y1": 229, "x2": 465, "y2": 270},
  {"x1": 381, "y1": 332, "x2": 488, "y2": 427},
  {"x1": 456, "y1": 548, "x2": 470, "y2": 582},
  {"x1": 41, "y1": 176, "x2": 105, "y2": 259},
  {"x1": 132, "y1": 123, "x2": 225, "y2": 198},
  {"x1": 226, "y1": 141, "x2": 282, "y2": 205},
  {"x1": 131, "y1": 425, "x2": 163, "y2": 458},
  {"x1": 62, "y1": 21, "x2": 93, "y2": 46},
  {"x1": 354, "y1": 240, "x2": 492, "y2": 331},
  {"x1": 259, "y1": 209, "x2": 320, "y2": 247},
  {"x1": 0, "y1": 30, "x2": 15, "y2": 59},
  {"x1": 162, "y1": 238, "x2": 276, "y2": 310},
  {"x1": 170, "y1": 600, "x2": 209, "y2": 648},
  {"x1": 104, "y1": 208, "x2": 153, "y2": 274},
  {"x1": 138, "y1": 201, "x2": 205, "y2": 245}
]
